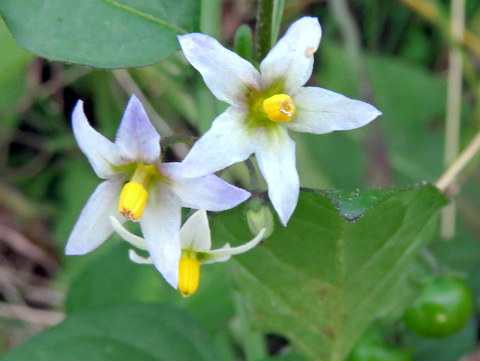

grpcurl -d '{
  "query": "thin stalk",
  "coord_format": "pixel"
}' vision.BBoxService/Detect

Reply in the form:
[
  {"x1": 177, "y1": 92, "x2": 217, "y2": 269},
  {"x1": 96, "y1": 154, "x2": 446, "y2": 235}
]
[
  {"x1": 397, "y1": 0, "x2": 480, "y2": 57},
  {"x1": 441, "y1": 0, "x2": 465, "y2": 239},
  {"x1": 270, "y1": 0, "x2": 285, "y2": 45},
  {"x1": 200, "y1": 0, "x2": 221, "y2": 38},
  {"x1": 436, "y1": 131, "x2": 480, "y2": 192},
  {"x1": 255, "y1": 0, "x2": 275, "y2": 61},
  {"x1": 244, "y1": 157, "x2": 261, "y2": 195}
]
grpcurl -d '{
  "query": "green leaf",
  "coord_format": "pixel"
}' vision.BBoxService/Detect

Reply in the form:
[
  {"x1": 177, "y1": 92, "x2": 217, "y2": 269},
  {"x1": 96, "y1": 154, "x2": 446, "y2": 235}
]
[
  {"x1": 210, "y1": 184, "x2": 447, "y2": 361},
  {"x1": 0, "y1": 0, "x2": 200, "y2": 68},
  {"x1": 65, "y1": 242, "x2": 235, "y2": 335},
  {"x1": 1, "y1": 304, "x2": 221, "y2": 361},
  {"x1": 0, "y1": 18, "x2": 32, "y2": 131},
  {"x1": 319, "y1": 188, "x2": 399, "y2": 221}
]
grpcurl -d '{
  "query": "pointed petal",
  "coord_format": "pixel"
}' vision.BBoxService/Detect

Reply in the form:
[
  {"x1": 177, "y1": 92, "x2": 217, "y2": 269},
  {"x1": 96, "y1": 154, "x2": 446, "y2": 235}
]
[
  {"x1": 289, "y1": 87, "x2": 381, "y2": 134},
  {"x1": 260, "y1": 17, "x2": 321, "y2": 93},
  {"x1": 177, "y1": 108, "x2": 256, "y2": 178},
  {"x1": 65, "y1": 176, "x2": 125, "y2": 255},
  {"x1": 164, "y1": 162, "x2": 250, "y2": 211},
  {"x1": 115, "y1": 95, "x2": 161, "y2": 164},
  {"x1": 109, "y1": 216, "x2": 148, "y2": 250},
  {"x1": 255, "y1": 128, "x2": 299, "y2": 226},
  {"x1": 180, "y1": 210, "x2": 211, "y2": 252},
  {"x1": 129, "y1": 249, "x2": 153, "y2": 264},
  {"x1": 203, "y1": 228, "x2": 266, "y2": 264},
  {"x1": 71, "y1": 100, "x2": 121, "y2": 179},
  {"x1": 140, "y1": 187, "x2": 182, "y2": 288},
  {"x1": 178, "y1": 33, "x2": 261, "y2": 105}
]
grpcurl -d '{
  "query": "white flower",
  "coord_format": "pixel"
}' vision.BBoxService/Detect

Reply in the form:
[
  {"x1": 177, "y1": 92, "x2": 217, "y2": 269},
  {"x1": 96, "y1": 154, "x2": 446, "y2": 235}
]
[
  {"x1": 110, "y1": 210, "x2": 265, "y2": 296},
  {"x1": 177, "y1": 17, "x2": 381, "y2": 225},
  {"x1": 65, "y1": 95, "x2": 250, "y2": 287}
]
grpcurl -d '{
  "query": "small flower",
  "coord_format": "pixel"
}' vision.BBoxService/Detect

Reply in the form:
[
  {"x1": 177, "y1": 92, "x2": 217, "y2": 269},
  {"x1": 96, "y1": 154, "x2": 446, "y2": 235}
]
[
  {"x1": 177, "y1": 17, "x2": 381, "y2": 225},
  {"x1": 65, "y1": 95, "x2": 250, "y2": 287},
  {"x1": 110, "y1": 210, "x2": 265, "y2": 296}
]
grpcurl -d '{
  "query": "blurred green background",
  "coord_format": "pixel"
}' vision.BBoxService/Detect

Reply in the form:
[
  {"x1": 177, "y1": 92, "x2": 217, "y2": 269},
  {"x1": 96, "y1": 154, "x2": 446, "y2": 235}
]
[{"x1": 1, "y1": 0, "x2": 480, "y2": 360}]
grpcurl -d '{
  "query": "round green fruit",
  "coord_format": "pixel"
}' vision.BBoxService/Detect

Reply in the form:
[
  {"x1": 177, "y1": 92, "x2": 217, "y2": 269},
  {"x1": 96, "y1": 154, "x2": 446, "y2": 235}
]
[{"x1": 403, "y1": 277, "x2": 474, "y2": 338}]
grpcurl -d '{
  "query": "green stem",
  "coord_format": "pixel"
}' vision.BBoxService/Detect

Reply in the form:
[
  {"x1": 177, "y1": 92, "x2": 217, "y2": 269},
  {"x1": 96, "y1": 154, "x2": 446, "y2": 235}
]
[
  {"x1": 244, "y1": 157, "x2": 261, "y2": 196},
  {"x1": 270, "y1": 0, "x2": 285, "y2": 45},
  {"x1": 255, "y1": 0, "x2": 275, "y2": 61}
]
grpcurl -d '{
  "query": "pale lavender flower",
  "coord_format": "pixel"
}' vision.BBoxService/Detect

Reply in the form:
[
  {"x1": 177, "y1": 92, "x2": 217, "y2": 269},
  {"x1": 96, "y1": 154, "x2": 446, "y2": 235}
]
[{"x1": 66, "y1": 95, "x2": 250, "y2": 287}]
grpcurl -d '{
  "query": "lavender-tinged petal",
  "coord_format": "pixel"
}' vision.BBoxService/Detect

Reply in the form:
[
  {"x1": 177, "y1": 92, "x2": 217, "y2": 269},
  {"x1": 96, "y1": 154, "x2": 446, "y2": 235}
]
[
  {"x1": 178, "y1": 33, "x2": 261, "y2": 105},
  {"x1": 255, "y1": 128, "x2": 299, "y2": 226},
  {"x1": 65, "y1": 175, "x2": 125, "y2": 255},
  {"x1": 72, "y1": 100, "x2": 121, "y2": 179},
  {"x1": 140, "y1": 186, "x2": 182, "y2": 289},
  {"x1": 164, "y1": 163, "x2": 250, "y2": 212},
  {"x1": 115, "y1": 95, "x2": 161, "y2": 164},
  {"x1": 260, "y1": 17, "x2": 322, "y2": 94},
  {"x1": 179, "y1": 210, "x2": 211, "y2": 252},
  {"x1": 289, "y1": 87, "x2": 381, "y2": 134},
  {"x1": 177, "y1": 108, "x2": 256, "y2": 178}
]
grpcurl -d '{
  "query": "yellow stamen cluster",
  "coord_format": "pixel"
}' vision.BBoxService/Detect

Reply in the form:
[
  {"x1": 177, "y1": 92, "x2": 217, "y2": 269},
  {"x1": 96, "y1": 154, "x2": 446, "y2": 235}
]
[
  {"x1": 263, "y1": 94, "x2": 296, "y2": 122},
  {"x1": 118, "y1": 164, "x2": 157, "y2": 221},
  {"x1": 178, "y1": 256, "x2": 200, "y2": 297},
  {"x1": 118, "y1": 181, "x2": 148, "y2": 221}
]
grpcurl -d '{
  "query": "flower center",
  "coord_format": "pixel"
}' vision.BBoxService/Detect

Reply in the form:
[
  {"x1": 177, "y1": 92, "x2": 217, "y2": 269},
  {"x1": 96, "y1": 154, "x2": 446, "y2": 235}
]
[
  {"x1": 118, "y1": 164, "x2": 157, "y2": 221},
  {"x1": 262, "y1": 94, "x2": 295, "y2": 122},
  {"x1": 178, "y1": 255, "x2": 200, "y2": 297}
]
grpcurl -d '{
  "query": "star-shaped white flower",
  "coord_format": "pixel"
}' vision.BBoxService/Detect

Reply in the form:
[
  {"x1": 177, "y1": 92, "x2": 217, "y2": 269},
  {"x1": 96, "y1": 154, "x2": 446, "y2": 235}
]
[
  {"x1": 65, "y1": 95, "x2": 250, "y2": 287},
  {"x1": 177, "y1": 17, "x2": 381, "y2": 225},
  {"x1": 110, "y1": 210, "x2": 265, "y2": 296}
]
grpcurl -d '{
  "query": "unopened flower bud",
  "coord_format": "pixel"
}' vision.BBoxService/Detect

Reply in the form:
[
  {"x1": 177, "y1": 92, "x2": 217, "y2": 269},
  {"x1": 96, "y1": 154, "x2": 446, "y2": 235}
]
[{"x1": 247, "y1": 204, "x2": 274, "y2": 239}]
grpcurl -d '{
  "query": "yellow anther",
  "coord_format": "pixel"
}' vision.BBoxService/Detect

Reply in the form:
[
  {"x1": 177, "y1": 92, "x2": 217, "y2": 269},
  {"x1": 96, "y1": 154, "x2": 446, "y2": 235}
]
[
  {"x1": 178, "y1": 256, "x2": 200, "y2": 297},
  {"x1": 263, "y1": 94, "x2": 296, "y2": 122},
  {"x1": 118, "y1": 181, "x2": 148, "y2": 221}
]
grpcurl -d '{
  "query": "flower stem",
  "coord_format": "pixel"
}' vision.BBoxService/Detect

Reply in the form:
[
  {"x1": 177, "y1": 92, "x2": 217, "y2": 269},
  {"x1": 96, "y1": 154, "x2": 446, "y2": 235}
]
[
  {"x1": 245, "y1": 157, "x2": 261, "y2": 195},
  {"x1": 255, "y1": 0, "x2": 284, "y2": 61}
]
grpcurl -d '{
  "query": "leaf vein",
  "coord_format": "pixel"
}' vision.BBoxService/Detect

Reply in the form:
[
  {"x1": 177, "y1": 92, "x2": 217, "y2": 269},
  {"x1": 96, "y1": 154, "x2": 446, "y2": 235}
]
[{"x1": 99, "y1": 0, "x2": 187, "y2": 34}]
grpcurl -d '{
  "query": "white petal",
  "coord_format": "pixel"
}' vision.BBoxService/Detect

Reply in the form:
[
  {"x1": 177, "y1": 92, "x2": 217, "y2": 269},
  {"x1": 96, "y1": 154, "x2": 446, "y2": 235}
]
[
  {"x1": 140, "y1": 186, "x2": 182, "y2": 289},
  {"x1": 177, "y1": 108, "x2": 257, "y2": 178},
  {"x1": 289, "y1": 87, "x2": 381, "y2": 134},
  {"x1": 65, "y1": 176, "x2": 125, "y2": 255},
  {"x1": 260, "y1": 17, "x2": 322, "y2": 93},
  {"x1": 178, "y1": 33, "x2": 261, "y2": 105},
  {"x1": 255, "y1": 128, "x2": 299, "y2": 226},
  {"x1": 203, "y1": 228, "x2": 266, "y2": 264},
  {"x1": 180, "y1": 210, "x2": 211, "y2": 252},
  {"x1": 115, "y1": 95, "x2": 161, "y2": 164},
  {"x1": 164, "y1": 163, "x2": 250, "y2": 211},
  {"x1": 109, "y1": 216, "x2": 148, "y2": 250},
  {"x1": 128, "y1": 249, "x2": 153, "y2": 264},
  {"x1": 71, "y1": 100, "x2": 121, "y2": 179}
]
